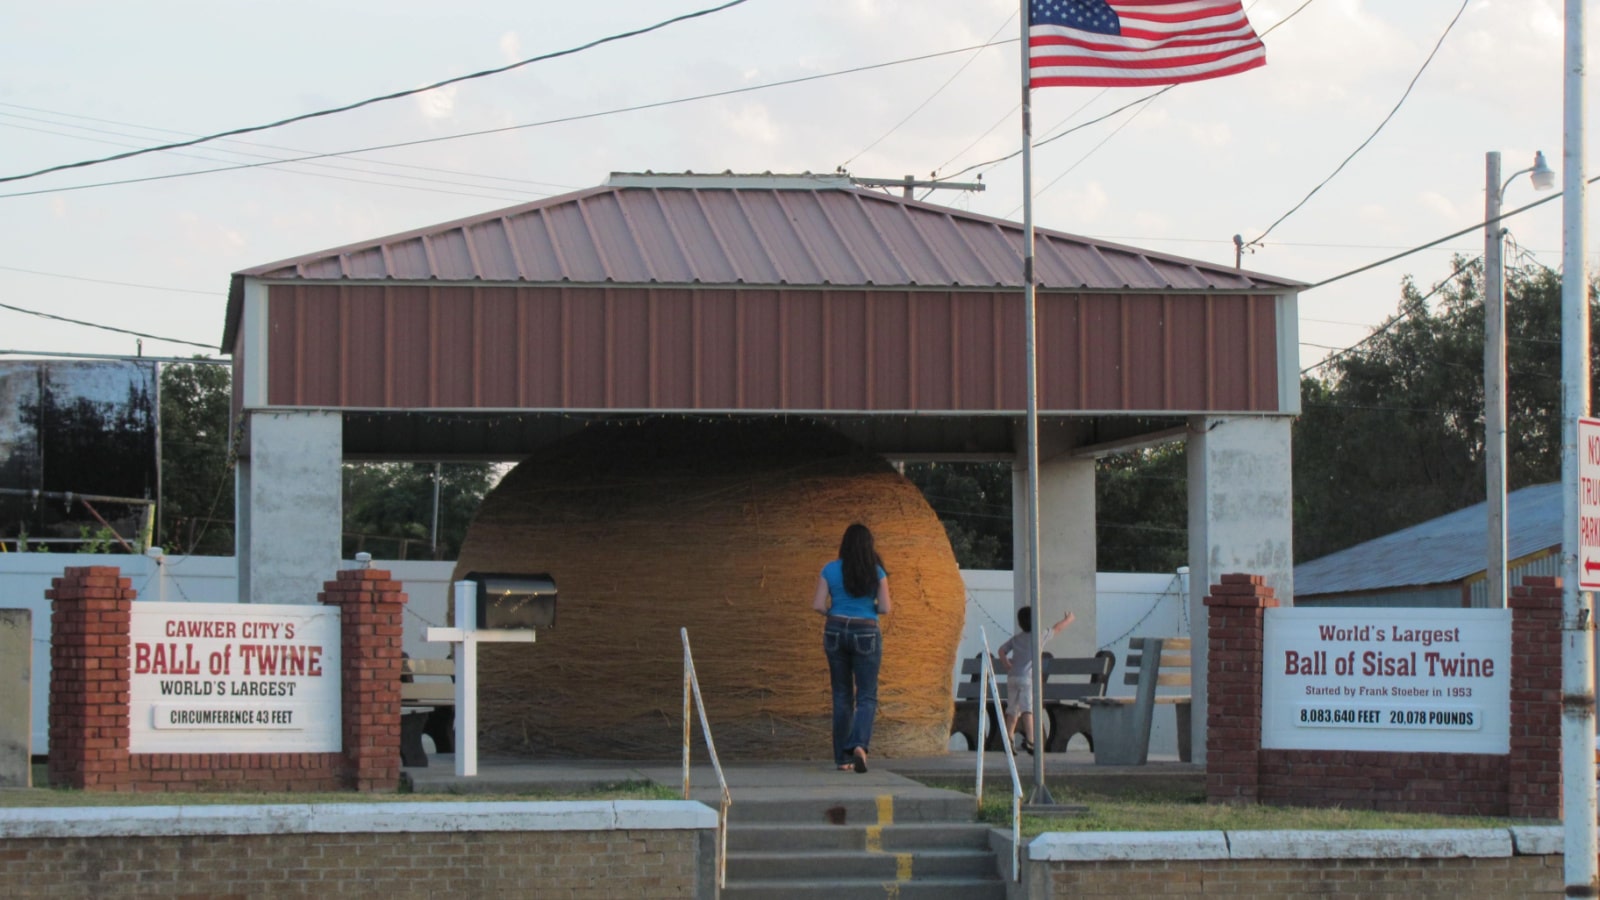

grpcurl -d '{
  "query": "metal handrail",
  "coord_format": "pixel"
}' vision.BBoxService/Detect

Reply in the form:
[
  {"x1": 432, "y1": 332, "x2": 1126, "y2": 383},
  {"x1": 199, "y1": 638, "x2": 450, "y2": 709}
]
[
  {"x1": 681, "y1": 628, "x2": 732, "y2": 890},
  {"x1": 976, "y1": 627, "x2": 1024, "y2": 883}
]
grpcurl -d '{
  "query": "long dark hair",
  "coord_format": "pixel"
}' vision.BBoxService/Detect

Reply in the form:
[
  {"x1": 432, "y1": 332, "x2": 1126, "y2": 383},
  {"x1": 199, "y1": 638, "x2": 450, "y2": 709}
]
[{"x1": 839, "y1": 523, "x2": 885, "y2": 599}]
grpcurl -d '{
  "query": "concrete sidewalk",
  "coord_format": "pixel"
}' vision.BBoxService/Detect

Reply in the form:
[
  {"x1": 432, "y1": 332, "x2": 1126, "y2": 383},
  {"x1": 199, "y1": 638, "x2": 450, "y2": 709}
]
[{"x1": 402, "y1": 748, "x2": 1202, "y2": 800}]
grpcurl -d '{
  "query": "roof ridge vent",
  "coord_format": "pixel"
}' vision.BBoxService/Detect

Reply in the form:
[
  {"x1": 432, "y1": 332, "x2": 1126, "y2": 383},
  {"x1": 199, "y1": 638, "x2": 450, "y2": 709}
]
[{"x1": 606, "y1": 170, "x2": 854, "y2": 190}]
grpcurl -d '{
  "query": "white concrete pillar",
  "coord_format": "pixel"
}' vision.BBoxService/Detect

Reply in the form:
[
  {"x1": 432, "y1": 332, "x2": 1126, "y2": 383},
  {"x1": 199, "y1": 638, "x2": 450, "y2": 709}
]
[
  {"x1": 238, "y1": 410, "x2": 342, "y2": 605},
  {"x1": 1186, "y1": 414, "x2": 1295, "y2": 765},
  {"x1": 1011, "y1": 427, "x2": 1097, "y2": 659}
]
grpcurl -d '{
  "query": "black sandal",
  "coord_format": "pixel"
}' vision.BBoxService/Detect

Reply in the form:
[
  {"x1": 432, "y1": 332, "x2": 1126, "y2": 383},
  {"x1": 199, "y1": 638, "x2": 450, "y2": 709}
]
[{"x1": 852, "y1": 747, "x2": 868, "y2": 773}]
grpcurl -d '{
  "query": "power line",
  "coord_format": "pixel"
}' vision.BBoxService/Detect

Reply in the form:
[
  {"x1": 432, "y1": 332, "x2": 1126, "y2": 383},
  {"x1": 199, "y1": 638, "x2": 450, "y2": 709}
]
[
  {"x1": 0, "y1": 0, "x2": 753, "y2": 186},
  {"x1": 0, "y1": 101, "x2": 581, "y2": 192},
  {"x1": 1, "y1": 40, "x2": 1011, "y2": 201},
  {"x1": 1304, "y1": 186, "x2": 1569, "y2": 292},
  {"x1": 934, "y1": 87, "x2": 1170, "y2": 184},
  {"x1": 1244, "y1": 0, "x2": 1469, "y2": 248},
  {"x1": 1006, "y1": 93, "x2": 1159, "y2": 218},
  {"x1": 928, "y1": 0, "x2": 1312, "y2": 190},
  {"x1": 840, "y1": 10, "x2": 1017, "y2": 170},
  {"x1": 0, "y1": 263, "x2": 213, "y2": 296},
  {"x1": 0, "y1": 117, "x2": 536, "y2": 203},
  {"x1": 0, "y1": 299, "x2": 214, "y2": 349},
  {"x1": 1301, "y1": 253, "x2": 1479, "y2": 375}
]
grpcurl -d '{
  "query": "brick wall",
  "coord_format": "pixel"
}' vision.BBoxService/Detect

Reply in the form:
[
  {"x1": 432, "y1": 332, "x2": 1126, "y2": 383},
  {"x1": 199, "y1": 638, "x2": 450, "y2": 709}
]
[
  {"x1": 1043, "y1": 856, "x2": 1563, "y2": 898},
  {"x1": 1203, "y1": 573, "x2": 1564, "y2": 818},
  {"x1": 2, "y1": 829, "x2": 710, "y2": 899},
  {"x1": 46, "y1": 566, "x2": 134, "y2": 791},
  {"x1": 318, "y1": 566, "x2": 408, "y2": 793},
  {"x1": 1202, "y1": 573, "x2": 1276, "y2": 805},
  {"x1": 46, "y1": 565, "x2": 406, "y2": 793}
]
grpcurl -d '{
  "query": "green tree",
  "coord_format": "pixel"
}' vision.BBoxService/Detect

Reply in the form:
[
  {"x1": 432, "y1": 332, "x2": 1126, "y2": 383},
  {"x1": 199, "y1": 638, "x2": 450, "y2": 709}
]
[
  {"x1": 1293, "y1": 260, "x2": 1595, "y2": 561},
  {"x1": 342, "y1": 462, "x2": 497, "y2": 560},
  {"x1": 158, "y1": 361, "x2": 235, "y2": 555},
  {"x1": 1096, "y1": 443, "x2": 1187, "y2": 573},
  {"x1": 901, "y1": 462, "x2": 1012, "y2": 569}
]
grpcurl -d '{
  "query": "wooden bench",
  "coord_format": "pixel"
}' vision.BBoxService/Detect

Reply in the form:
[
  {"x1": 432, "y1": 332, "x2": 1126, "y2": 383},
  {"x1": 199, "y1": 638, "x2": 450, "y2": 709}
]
[
  {"x1": 950, "y1": 650, "x2": 1115, "y2": 752},
  {"x1": 400, "y1": 656, "x2": 457, "y2": 767},
  {"x1": 1085, "y1": 637, "x2": 1192, "y2": 765}
]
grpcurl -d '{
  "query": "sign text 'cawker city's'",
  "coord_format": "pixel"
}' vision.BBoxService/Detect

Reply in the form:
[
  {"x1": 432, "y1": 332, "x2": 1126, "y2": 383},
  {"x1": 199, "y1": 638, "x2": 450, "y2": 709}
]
[{"x1": 128, "y1": 601, "x2": 341, "y2": 753}]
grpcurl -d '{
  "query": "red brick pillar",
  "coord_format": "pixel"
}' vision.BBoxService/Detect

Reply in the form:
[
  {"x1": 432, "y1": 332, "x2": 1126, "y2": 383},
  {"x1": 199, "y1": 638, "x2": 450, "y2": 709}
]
[
  {"x1": 1204, "y1": 573, "x2": 1279, "y2": 805},
  {"x1": 318, "y1": 566, "x2": 407, "y2": 792},
  {"x1": 46, "y1": 566, "x2": 136, "y2": 792},
  {"x1": 1507, "y1": 575, "x2": 1563, "y2": 819}
]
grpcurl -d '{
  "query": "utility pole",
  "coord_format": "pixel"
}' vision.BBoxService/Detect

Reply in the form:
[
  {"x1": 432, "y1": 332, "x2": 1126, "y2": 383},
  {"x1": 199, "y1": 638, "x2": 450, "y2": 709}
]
[{"x1": 852, "y1": 175, "x2": 984, "y2": 199}]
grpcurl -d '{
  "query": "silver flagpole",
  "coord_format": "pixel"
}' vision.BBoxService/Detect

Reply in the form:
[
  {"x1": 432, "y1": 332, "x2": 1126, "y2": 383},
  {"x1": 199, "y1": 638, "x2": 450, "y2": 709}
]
[{"x1": 1019, "y1": 0, "x2": 1050, "y2": 805}]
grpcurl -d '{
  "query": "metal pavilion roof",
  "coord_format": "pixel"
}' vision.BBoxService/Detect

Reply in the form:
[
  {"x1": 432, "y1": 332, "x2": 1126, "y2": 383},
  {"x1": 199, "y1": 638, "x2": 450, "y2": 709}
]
[
  {"x1": 223, "y1": 171, "x2": 1304, "y2": 351},
  {"x1": 1293, "y1": 482, "x2": 1564, "y2": 598}
]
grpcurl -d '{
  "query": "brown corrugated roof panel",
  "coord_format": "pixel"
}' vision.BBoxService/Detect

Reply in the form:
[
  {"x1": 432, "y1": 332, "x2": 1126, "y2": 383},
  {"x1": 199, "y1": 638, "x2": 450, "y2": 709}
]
[{"x1": 224, "y1": 173, "x2": 1302, "y2": 350}]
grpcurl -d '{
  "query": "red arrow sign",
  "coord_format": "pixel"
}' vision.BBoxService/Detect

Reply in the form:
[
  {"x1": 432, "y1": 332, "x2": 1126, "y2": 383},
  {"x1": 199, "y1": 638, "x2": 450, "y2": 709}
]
[{"x1": 1587, "y1": 559, "x2": 1600, "y2": 576}]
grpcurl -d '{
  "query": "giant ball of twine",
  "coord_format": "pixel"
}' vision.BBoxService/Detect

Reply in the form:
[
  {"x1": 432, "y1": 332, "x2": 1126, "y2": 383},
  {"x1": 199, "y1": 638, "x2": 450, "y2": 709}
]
[{"x1": 451, "y1": 418, "x2": 966, "y2": 760}]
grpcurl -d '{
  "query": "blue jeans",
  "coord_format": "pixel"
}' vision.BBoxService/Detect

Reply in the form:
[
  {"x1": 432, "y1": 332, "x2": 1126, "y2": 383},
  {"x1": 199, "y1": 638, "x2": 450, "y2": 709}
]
[{"x1": 823, "y1": 617, "x2": 881, "y2": 766}]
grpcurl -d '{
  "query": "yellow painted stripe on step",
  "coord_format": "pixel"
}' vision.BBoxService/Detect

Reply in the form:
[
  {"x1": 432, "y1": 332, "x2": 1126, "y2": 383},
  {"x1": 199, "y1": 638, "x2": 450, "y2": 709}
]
[
  {"x1": 865, "y1": 794, "x2": 894, "y2": 853},
  {"x1": 896, "y1": 853, "x2": 913, "y2": 881}
]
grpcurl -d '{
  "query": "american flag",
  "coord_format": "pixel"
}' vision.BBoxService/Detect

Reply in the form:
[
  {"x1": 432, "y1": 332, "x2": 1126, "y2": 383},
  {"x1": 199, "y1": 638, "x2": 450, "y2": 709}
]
[{"x1": 1029, "y1": 0, "x2": 1265, "y2": 88}]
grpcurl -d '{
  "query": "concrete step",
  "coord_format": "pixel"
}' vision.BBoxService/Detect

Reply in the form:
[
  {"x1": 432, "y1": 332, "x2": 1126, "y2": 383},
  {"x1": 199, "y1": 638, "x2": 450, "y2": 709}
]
[
  {"x1": 727, "y1": 847, "x2": 997, "y2": 881},
  {"x1": 719, "y1": 875, "x2": 1007, "y2": 900},
  {"x1": 727, "y1": 821, "x2": 993, "y2": 853},
  {"x1": 722, "y1": 792, "x2": 977, "y2": 825}
]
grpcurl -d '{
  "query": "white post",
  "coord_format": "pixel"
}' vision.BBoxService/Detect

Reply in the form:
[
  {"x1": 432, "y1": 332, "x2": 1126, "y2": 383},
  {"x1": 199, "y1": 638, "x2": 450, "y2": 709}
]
[
  {"x1": 454, "y1": 581, "x2": 478, "y2": 777},
  {"x1": 426, "y1": 579, "x2": 536, "y2": 778},
  {"x1": 1484, "y1": 151, "x2": 1508, "y2": 610},
  {"x1": 1560, "y1": 0, "x2": 1598, "y2": 894},
  {"x1": 145, "y1": 547, "x2": 167, "y2": 604}
]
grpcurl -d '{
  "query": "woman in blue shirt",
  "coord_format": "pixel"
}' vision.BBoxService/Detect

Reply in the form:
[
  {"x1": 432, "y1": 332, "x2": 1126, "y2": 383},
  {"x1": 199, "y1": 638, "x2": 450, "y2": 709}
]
[{"x1": 812, "y1": 523, "x2": 892, "y2": 772}]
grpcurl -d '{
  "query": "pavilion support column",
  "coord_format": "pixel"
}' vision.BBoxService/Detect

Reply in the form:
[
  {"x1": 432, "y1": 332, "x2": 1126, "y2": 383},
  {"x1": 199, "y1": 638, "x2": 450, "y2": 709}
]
[
  {"x1": 1011, "y1": 426, "x2": 1097, "y2": 659},
  {"x1": 1186, "y1": 414, "x2": 1294, "y2": 767},
  {"x1": 238, "y1": 410, "x2": 343, "y2": 605}
]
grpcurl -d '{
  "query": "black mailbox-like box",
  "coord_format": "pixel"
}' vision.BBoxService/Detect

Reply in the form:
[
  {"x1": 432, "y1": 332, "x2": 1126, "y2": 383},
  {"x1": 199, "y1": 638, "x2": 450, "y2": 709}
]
[{"x1": 466, "y1": 572, "x2": 557, "y2": 630}]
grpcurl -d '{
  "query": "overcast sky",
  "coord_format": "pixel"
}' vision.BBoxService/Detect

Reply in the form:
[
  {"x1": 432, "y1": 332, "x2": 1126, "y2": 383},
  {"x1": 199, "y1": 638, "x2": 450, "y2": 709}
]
[{"x1": 0, "y1": 0, "x2": 1587, "y2": 372}]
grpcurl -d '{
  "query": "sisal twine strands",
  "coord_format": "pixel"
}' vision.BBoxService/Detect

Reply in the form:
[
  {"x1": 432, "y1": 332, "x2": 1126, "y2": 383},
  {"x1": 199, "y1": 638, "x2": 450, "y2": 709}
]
[{"x1": 451, "y1": 418, "x2": 966, "y2": 760}]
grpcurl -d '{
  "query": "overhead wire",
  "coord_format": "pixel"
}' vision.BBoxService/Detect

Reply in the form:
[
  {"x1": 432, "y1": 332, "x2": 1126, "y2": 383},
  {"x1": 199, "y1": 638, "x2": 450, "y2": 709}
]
[
  {"x1": 0, "y1": 299, "x2": 214, "y2": 349},
  {"x1": 0, "y1": 0, "x2": 754, "y2": 186},
  {"x1": 926, "y1": 0, "x2": 1314, "y2": 191},
  {"x1": 0, "y1": 263, "x2": 212, "y2": 296},
  {"x1": 1300, "y1": 253, "x2": 1481, "y2": 375},
  {"x1": 839, "y1": 10, "x2": 1018, "y2": 171},
  {"x1": 0, "y1": 119, "x2": 534, "y2": 204},
  {"x1": 1005, "y1": 92, "x2": 1159, "y2": 217},
  {"x1": 0, "y1": 39, "x2": 1015, "y2": 201},
  {"x1": 1243, "y1": 0, "x2": 1469, "y2": 249},
  {"x1": 0, "y1": 101, "x2": 581, "y2": 192}
]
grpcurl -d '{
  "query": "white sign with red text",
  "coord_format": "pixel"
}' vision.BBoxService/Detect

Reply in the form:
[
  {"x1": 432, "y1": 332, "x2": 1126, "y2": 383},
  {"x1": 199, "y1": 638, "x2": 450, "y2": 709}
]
[
  {"x1": 1579, "y1": 416, "x2": 1600, "y2": 589},
  {"x1": 128, "y1": 601, "x2": 341, "y2": 753},
  {"x1": 1262, "y1": 607, "x2": 1510, "y2": 754}
]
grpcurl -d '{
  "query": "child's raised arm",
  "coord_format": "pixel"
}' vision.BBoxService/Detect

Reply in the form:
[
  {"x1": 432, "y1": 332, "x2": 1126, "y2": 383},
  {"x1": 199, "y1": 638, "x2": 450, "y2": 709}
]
[{"x1": 1047, "y1": 610, "x2": 1076, "y2": 638}]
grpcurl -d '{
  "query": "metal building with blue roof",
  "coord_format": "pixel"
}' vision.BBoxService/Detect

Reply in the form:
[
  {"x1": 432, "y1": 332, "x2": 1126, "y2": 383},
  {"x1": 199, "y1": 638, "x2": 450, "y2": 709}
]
[{"x1": 1294, "y1": 482, "x2": 1564, "y2": 608}]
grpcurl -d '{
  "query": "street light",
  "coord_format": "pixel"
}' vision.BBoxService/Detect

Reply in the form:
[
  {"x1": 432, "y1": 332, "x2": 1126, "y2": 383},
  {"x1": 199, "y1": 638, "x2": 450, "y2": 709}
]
[{"x1": 1485, "y1": 150, "x2": 1556, "y2": 608}]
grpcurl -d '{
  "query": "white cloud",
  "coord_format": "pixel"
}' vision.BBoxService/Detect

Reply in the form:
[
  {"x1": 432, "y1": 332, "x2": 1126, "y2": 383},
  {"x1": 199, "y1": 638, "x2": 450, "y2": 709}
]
[
  {"x1": 1186, "y1": 122, "x2": 1232, "y2": 149},
  {"x1": 499, "y1": 31, "x2": 522, "y2": 64},
  {"x1": 414, "y1": 84, "x2": 457, "y2": 120},
  {"x1": 1062, "y1": 181, "x2": 1109, "y2": 223},
  {"x1": 1417, "y1": 190, "x2": 1456, "y2": 220},
  {"x1": 722, "y1": 103, "x2": 780, "y2": 146}
]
